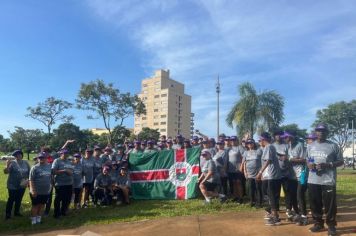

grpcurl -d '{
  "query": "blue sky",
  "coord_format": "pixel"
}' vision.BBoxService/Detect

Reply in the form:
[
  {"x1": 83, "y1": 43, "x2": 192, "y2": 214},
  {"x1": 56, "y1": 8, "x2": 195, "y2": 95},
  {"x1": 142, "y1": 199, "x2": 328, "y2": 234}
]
[{"x1": 1, "y1": 0, "x2": 355, "y2": 138}]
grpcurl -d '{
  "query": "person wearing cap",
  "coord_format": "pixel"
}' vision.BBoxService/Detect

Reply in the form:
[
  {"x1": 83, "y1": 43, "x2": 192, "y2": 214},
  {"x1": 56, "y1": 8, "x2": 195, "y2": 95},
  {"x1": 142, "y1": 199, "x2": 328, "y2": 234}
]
[
  {"x1": 173, "y1": 135, "x2": 183, "y2": 150},
  {"x1": 213, "y1": 140, "x2": 228, "y2": 195},
  {"x1": 227, "y1": 136, "x2": 245, "y2": 203},
  {"x1": 93, "y1": 146, "x2": 103, "y2": 184},
  {"x1": 306, "y1": 124, "x2": 343, "y2": 236},
  {"x1": 306, "y1": 133, "x2": 317, "y2": 146},
  {"x1": 191, "y1": 136, "x2": 200, "y2": 147},
  {"x1": 256, "y1": 132, "x2": 282, "y2": 226},
  {"x1": 166, "y1": 139, "x2": 174, "y2": 150},
  {"x1": 93, "y1": 166, "x2": 113, "y2": 206},
  {"x1": 116, "y1": 145, "x2": 128, "y2": 169},
  {"x1": 198, "y1": 150, "x2": 227, "y2": 204},
  {"x1": 81, "y1": 148, "x2": 95, "y2": 208},
  {"x1": 131, "y1": 141, "x2": 143, "y2": 154},
  {"x1": 144, "y1": 140, "x2": 158, "y2": 153},
  {"x1": 273, "y1": 130, "x2": 297, "y2": 222},
  {"x1": 29, "y1": 152, "x2": 52, "y2": 225},
  {"x1": 51, "y1": 149, "x2": 73, "y2": 218},
  {"x1": 242, "y1": 139, "x2": 263, "y2": 207},
  {"x1": 283, "y1": 130, "x2": 307, "y2": 225},
  {"x1": 113, "y1": 167, "x2": 131, "y2": 205},
  {"x1": 183, "y1": 139, "x2": 192, "y2": 149},
  {"x1": 109, "y1": 161, "x2": 120, "y2": 184},
  {"x1": 208, "y1": 138, "x2": 217, "y2": 157},
  {"x1": 160, "y1": 135, "x2": 167, "y2": 143},
  {"x1": 101, "y1": 146, "x2": 113, "y2": 166},
  {"x1": 4, "y1": 150, "x2": 31, "y2": 219},
  {"x1": 72, "y1": 153, "x2": 83, "y2": 210}
]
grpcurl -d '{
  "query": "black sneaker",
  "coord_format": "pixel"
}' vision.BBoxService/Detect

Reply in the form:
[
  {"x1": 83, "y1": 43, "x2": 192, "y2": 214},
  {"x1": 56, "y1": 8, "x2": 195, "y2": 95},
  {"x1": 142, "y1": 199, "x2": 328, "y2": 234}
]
[
  {"x1": 265, "y1": 217, "x2": 281, "y2": 226},
  {"x1": 296, "y1": 216, "x2": 308, "y2": 226},
  {"x1": 328, "y1": 226, "x2": 337, "y2": 236},
  {"x1": 309, "y1": 224, "x2": 325, "y2": 233}
]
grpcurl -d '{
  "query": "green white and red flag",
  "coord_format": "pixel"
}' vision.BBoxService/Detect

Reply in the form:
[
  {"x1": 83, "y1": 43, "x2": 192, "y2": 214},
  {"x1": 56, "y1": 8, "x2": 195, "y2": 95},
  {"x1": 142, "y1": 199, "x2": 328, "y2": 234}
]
[{"x1": 129, "y1": 147, "x2": 201, "y2": 200}]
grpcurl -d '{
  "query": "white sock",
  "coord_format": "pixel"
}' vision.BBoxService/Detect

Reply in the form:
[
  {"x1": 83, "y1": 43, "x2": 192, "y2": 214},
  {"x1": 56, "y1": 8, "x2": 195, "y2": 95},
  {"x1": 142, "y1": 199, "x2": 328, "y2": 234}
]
[
  {"x1": 218, "y1": 194, "x2": 225, "y2": 198},
  {"x1": 205, "y1": 197, "x2": 211, "y2": 202},
  {"x1": 36, "y1": 216, "x2": 41, "y2": 223},
  {"x1": 31, "y1": 217, "x2": 37, "y2": 225},
  {"x1": 301, "y1": 215, "x2": 307, "y2": 218}
]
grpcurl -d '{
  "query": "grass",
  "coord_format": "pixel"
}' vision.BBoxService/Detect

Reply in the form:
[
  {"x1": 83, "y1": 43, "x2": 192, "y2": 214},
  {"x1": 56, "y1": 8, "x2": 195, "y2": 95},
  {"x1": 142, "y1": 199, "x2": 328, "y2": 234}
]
[{"x1": 0, "y1": 161, "x2": 355, "y2": 234}]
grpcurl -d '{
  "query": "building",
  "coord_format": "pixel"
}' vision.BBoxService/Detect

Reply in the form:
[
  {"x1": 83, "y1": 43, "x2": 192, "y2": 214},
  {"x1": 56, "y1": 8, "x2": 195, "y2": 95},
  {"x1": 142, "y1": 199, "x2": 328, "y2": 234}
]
[
  {"x1": 134, "y1": 69, "x2": 192, "y2": 138},
  {"x1": 90, "y1": 128, "x2": 133, "y2": 136}
]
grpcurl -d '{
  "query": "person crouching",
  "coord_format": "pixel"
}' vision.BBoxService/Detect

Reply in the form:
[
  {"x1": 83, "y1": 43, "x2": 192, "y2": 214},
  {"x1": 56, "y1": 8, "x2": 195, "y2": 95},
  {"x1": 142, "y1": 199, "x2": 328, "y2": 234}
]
[
  {"x1": 113, "y1": 166, "x2": 131, "y2": 205},
  {"x1": 198, "y1": 149, "x2": 227, "y2": 204},
  {"x1": 93, "y1": 166, "x2": 113, "y2": 206}
]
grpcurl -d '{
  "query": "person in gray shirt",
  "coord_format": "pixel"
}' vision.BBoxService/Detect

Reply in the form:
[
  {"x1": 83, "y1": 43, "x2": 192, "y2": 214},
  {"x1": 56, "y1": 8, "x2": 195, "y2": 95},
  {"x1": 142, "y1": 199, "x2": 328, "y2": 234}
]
[
  {"x1": 81, "y1": 148, "x2": 95, "y2": 208},
  {"x1": 4, "y1": 150, "x2": 30, "y2": 219},
  {"x1": 52, "y1": 149, "x2": 73, "y2": 218},
  {"x1": 198, "y1": 150, "x2": 226, "y2": 204},
  {"x1": 93, "y1": 166, "x2": 113, "y2": 206},
  {"x1": 213, "y1": 141, "x2": 228, "y2": 195},
  {"x1": 72, "y1": 153, "x2": 83, "y2": 209},
  {"x1": 256, "y1": 132, "x2": 282, "y2": 226},
  {"x1": 306, "y1": 124, "x2": 343, "y2": 236},
  {"x1": 113, "y1": 166, "x2": 131, "y2": 204},
  {"x1": 242, "y1": 139, "x2": 263, "y2": 207},
  {"x1": 227, "y1": 136, "x2": 244, "y2": 203},
  {"x1": 29, "y1": 152, "x2": 52, "y2": 225},
  {"x1": 284, "y1": 131, "x2": 308, "y2": 225}
]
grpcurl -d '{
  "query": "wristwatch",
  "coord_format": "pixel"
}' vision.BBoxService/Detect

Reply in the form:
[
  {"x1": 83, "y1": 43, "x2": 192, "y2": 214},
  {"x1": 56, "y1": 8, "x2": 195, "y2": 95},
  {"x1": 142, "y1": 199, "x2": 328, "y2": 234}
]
[{"x1": 329, "y1": 162, "x2": 334, "y2": 168}]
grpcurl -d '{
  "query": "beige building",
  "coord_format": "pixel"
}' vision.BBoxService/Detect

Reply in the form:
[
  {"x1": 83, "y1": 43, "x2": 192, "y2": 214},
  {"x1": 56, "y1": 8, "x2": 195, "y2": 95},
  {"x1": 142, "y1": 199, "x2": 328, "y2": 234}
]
[{"x1": 134, "y1": 69, "x2": 192, "y2": 138}]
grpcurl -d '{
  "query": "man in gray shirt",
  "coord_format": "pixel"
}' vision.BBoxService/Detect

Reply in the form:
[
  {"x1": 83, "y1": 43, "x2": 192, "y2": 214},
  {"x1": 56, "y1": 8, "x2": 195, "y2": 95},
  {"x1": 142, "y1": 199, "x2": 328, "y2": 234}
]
[
  {"x1": 227, "y1": 136, "x2": 244, "y2": 203},
  {"x1": 81, "y1": 148, "x2": 95, "y2": 208},
  {"x1": 307, "y1": 124, "x2": 343, "y2": 236}
]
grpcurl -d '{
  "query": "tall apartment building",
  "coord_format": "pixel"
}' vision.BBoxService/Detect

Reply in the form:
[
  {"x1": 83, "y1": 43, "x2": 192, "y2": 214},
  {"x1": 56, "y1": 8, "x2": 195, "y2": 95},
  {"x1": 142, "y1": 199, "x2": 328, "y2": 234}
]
[{"x1": 134, "y1": 69, "x2": 192, "y2": 138}]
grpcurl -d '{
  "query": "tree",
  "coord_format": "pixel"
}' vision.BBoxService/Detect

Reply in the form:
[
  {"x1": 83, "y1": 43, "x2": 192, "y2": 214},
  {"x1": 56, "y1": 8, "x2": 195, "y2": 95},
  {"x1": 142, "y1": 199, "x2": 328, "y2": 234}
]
[
  {"x1": 226, "y1": 82, "x2": 284, "y2": 137},
  {"x1": 50, "y1": 123, "x2": 86, "y2": 153},
  {"x1": 278, "y1": 123, "x2": 308, "y2": 139},
  {"x1": 76, "y1": 79, "x2": 145, "y2": 145},
  {"x1": 0, "y1": 135, "x2": 14, "y2": 153},
  {"x1": 9, "y1": 127, "x2": 45, "y2": 159},
  {"x1": 137, "y1": 127, "x2": 160, "y2": 141},
  {"x1": 313, "y1": 100, "x2": 356, "y2": 154},
  {"x1": 26, "y1": 97, "x2": 73, "y2": 142},
  {"x1": 111, "y1": 125, "x2": 131, "y2": 145}
]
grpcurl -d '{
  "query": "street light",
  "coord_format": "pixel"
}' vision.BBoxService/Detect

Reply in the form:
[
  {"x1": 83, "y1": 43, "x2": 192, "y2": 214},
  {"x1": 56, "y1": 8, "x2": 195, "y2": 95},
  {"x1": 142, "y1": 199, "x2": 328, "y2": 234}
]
[{"x1": 216, "y1": 76, "x2": 220, "y2": 139}]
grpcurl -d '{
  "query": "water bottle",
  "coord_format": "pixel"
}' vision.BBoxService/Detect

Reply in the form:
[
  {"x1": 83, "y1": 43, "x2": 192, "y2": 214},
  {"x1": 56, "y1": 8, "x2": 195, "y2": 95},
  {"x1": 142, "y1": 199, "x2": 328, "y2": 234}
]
[{"x1": 308, "y1": 157, "x2": 316, "y2": 173}]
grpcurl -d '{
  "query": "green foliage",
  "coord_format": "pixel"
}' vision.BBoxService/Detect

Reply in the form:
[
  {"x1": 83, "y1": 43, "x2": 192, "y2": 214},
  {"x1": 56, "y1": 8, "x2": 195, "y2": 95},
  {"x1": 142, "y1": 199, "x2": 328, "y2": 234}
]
[
  {"x1": 137, "y1": 127, "x2": 160, "y2": 141},
  {"x1": 0, "y1": 135, "x2": 14, "y2": 153},
  {"x1": 226, "y1": 82, "x2": 284, "y2": 137},
  {"x1": 50, "y1": 123, "x2": 90, "y2": 152},
  {"x1": 76, "y1": 79, "x2": 145, "y2": 144},
  {"x1": 8, "y1": 127, "x2": 45, "y2": 159},
  {"x1": 26, "y1": 97, "x2": 73, "y2": 139},
  {"x1": 313, "y1": 100, "x2": 356, "y2": 152}
]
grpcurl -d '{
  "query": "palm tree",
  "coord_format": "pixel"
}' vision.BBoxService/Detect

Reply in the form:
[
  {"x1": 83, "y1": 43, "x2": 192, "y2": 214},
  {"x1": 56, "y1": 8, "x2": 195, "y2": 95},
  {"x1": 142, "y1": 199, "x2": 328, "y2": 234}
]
[{"x1": 226, "y1": 82, "x2": 284, "y2": 137}]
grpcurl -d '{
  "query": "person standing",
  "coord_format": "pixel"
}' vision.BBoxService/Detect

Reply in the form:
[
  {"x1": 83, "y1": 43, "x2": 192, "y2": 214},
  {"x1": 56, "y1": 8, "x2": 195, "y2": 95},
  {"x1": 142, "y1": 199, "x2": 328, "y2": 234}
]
[
  {"x1": 81, "y1": 148, "x2": 95, "y2": 208},
  {"x1": 29, "y1": 152, "x2": 52, "y2": 225},
  {"x1": 256, "y1": 132, "x2": 282, "y2": 226},
  {"x1": 52, "y1": 149, "x2": 73, "y2": 218},
  {"x1": 227, "y1": 136, "x2": 244, "y2": 203},
  {"x1": 213, "y1": 141, "x2": 228, "y2": 195},
  {"x1": 72, "y1": 153, "x2": 83, "y2": 210},
  {"x1": 4, "y1": 150, "x2": 31, "y2": 219},
  {"x1": 307, "y1": 124, "x2": 343, "y2": 236}
]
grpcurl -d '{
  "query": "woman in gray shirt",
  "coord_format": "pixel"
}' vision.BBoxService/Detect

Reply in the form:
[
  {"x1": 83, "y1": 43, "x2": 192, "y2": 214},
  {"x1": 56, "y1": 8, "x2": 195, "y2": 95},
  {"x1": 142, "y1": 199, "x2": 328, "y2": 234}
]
[{"x1": 4, "y1": 150, "x2": 30, "y2": 220}]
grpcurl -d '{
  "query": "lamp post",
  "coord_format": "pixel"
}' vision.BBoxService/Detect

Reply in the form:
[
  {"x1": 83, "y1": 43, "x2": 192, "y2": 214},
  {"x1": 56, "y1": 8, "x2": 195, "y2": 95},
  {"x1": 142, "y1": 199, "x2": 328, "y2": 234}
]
[{"x1": 216, "y1": 76, "x2": 220, "y2": 139}]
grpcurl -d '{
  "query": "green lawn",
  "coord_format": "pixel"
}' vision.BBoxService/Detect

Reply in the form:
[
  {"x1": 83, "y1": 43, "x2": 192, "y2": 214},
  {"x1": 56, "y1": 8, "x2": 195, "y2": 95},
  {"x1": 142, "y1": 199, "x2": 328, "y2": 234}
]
[{"x1": 0, "y1": 161, "x2": 355, "y2": 234}]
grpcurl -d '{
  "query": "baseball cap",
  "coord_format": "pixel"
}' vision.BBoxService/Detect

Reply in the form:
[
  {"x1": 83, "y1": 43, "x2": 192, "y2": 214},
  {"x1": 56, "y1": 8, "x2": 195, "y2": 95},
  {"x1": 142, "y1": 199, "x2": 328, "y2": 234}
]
[
  {"x1": 224, "y1": 136, "x2": 231, "y2": 141},
  {"x1": 192, "y1": 136, "x2": 199, "y2": 141},
  {"x1": 281, "y1": 131, "x2": 295, "y2": 138},
  {"x1": 86, "y1": 148, "x2": 93, "y2": 153},
  {"x1": 117, "y1": 144, "x2": 124, "y2": 149},
  {"x1": 166, "y1": 139, "x2": 173, "y2": 144},
  {"x1": 104, "y1": 146, "x2": 112, "y2": 152},
  {"x1": 12, "y1": 150, "x2": 23, "y2": 157},
  {"x1": 103, "y1": 166, "x2": 110, "y2": 171},
  {"x1": 94, "y1": 145, "x2": 102, "y2": 151},
  {"x1": 216, "y1": 141, "x2": 224, "y2": 145},
  {"x1": 315, "y1": 123, "x2": 328, "y2": 131},
  {"x1": 306, "y1": 133, "x2": 317, "y2": 140},
  {"x1": 37, "y1": 152, "x2": 48, "y2": 159},
  {"x1": 273, "y1": 130, "x2": 284, "y2": 136},
  {"x1": 59, "y1": 149, "x2": 69, "y2": 155},
  {"x1": 73, "y1": 153, "x2": 82, "y2": 159},
  {"x1": 230, "y1": 136, "x2": 237, "y2": 141},
  {"x1": 201, "y1": 149, "x2": 211, "y2": 156},
  {"x1": 259, "y1": 132, "x2": 271, "y2": 141},
  {"x1": 245, "y1": 138, "x2": 255, "y2": 144}
]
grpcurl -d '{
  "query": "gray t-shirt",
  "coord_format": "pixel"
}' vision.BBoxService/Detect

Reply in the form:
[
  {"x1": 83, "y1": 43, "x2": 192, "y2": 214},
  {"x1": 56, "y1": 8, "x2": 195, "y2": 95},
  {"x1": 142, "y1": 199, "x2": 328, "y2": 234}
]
[
  {"x1": 94, "y1": 174, "x2": 112, "y2": 188},
  {"x1": 261, "y1": 144, "x2": 281, "y2": 180},
  {"x1": 109, "y1": 169, "x2": 119, "y2": 183},
  {"x1": 273, "y1": 142, "x2": 291, "y2": 178},
  {"x1": 81, "y1": 157, "x2": 94, "y2": 184},
  {"x1": 52, "y1": 158, "x2": 73, "y2": 186},
  {"x1": 100, "y1": 154, "x2": 111, "y2": 166},
  {"x1": 227, "y1": 146, "x2": 243, "y2": 173},
  {"x1": 213, "y1": 150, "x2": 228, "y2": 177},
  {"x1": 29, "y1": 163, "x2": 52, "y2": 195},
  {"x1": 93, "y1": 157, "x2": 102, "y2": 178},
  {"x1": 289, "y1": 142, "x2": 306, "y2": 180},
  {"x1": 243, "y1": 149, "x2": 262, "y2": 178},
  {"x1": 307, "y1": 140, "x2": 343, "y2": 186},
  {"x1": 72, "y1": 163, "x2": 83, "y2": 189},
  {"x1": 7, "y1": 160, "x2": 30, "y2": 190},
  {"x1": 201, "y1": 159, "x2": 219, "y2": 183},
  {"x1": 116, "y1": 174, "x2": 131, "y2": 187}
]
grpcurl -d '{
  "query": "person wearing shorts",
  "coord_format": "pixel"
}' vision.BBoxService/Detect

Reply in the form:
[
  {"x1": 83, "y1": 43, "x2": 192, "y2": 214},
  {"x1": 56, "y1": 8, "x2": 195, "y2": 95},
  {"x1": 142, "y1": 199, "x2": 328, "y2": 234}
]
[
  {"x1": 81, "y1": 148, "x2": 94, "y2": 208},
  {"x1": 29, "y1": 152, "x2": 52, "y2": 225}
]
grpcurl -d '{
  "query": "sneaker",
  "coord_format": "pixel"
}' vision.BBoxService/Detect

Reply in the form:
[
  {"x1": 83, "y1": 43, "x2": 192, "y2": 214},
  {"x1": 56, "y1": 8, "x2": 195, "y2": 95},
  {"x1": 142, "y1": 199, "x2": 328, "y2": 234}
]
[
  {"x1": 309, "y1": 224, "x2": 325, "y2": 233},
  {"x1": 286, "y1": 210, "x2": 295, "y2": 222},
  {"x1": 203, "y1": 200, "x2": 211, "y2": 205},
  {"x1": 220, "y1": 196, "x2": 228, "y2": 203},
  {"x1": 264, "y1": 212, "x2": 272, "y2": 220},
  {"x1": 265, "y1": 217, "x2": 281, "y2": 226},
  {"x1": 292, "y1": 214, "x2": 301, "y2": 223},
  {"x1": 296, "y1": 216, "x2": 308, "y2": 226},
  {"x1": 82, "y1": 203, "x2": 88, "y2": 208},
  {"x1": 328, "y1": 226, "x2": 337, "y2": 236}
]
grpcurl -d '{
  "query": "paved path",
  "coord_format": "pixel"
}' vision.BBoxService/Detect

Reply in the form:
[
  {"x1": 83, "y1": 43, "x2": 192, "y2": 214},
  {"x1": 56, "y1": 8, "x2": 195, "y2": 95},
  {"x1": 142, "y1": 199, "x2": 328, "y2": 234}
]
[{"x1": 22, "y1": 207, "x2": 356, "y2": 236}]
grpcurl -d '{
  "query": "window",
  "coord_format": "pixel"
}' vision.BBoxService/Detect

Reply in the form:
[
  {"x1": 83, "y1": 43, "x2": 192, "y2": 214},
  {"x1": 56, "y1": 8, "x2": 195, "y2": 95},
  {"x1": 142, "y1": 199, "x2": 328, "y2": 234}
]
[
  {"x1": 154, "y1": 109, "x2": 159, "y2": 112},
  {"x1": 161, "y1": 122, "x2": 166, "y2": 125},
  {"x1": 135, "y1": 124, "x2": 140, "y2": 127},
  {"x1": 143, "y1": 84, "x2": 148, "y2": 87},
  {"x1": 161, "y1": 94, "x2": 167, "y2": 97},
  {"x1": 142, "y1": 117, "x2": 146, "y2": 120},
  {"x1": 160, "y1": 129, "x2": 166, "y2": 132},
  {"x1": 154, "y1": 115, "x2": 159, "y2": 119},
  {"x1": 161, "y1": 115, "x2": 166, "y2": 118},
  {"x1": 154, "y1": 122, "x2": 159, "y2": 126},
  {"x1": 142, "y1": 123, "x2": 147, "y2": 127},
  {"x1": 154, "y1": 81, "x2": 160, "y2": 85},
  {"x1": 155, "y1": 88, "x2": 160, "y2": 91},
  {"x1": 161, "y1": 101, "x2": 167, "y2": 105},
  {"x1": 161, "y1": 108, "x2": 167, "y2": 111},
  {"x1": 143, "y1": 90, "x2": 148, "y2": 94},
  {"x1": 154, "y1": 95, "x2": 160, "y2": 98},
  {"x1": 154, "y1": 102, "x2": 160, "y2": 105}
]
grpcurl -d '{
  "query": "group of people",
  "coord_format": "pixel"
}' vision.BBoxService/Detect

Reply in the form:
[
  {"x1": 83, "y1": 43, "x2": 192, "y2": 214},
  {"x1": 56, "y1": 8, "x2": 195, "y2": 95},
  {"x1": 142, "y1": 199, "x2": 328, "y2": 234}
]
[{"x1": 3, "y1": 124, "x2": 343, "y2": 236}]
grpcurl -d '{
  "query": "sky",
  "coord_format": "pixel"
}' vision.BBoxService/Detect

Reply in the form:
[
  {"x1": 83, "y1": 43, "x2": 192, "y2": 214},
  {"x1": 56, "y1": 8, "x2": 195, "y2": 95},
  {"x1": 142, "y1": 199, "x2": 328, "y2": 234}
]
[{"x1": 0, "y1": 0, "x2": 355, "y2": 138}]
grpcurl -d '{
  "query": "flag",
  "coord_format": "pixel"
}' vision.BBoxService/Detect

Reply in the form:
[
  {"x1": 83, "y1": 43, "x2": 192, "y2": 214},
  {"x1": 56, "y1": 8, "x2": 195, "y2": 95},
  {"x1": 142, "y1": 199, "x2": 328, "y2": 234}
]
[{"x1": 129, "y1": 147, "x2": 201, "y2": 200}]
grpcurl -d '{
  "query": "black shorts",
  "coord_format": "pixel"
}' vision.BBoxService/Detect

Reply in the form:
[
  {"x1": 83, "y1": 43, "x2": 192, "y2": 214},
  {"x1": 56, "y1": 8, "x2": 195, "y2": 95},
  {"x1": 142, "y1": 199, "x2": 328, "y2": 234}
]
[
  {"x1": 203, "y1": 182, "x2": 218, "y2": 192},
  {"x1": 83, "y1": 183, "x2": 93, "y2": 188},
  {"x1": 228, "y1": 172, "x2": 243, "y2": 181},
  {"x1": 30, "y1": 194, "x2": 50, "y2": 206}
]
